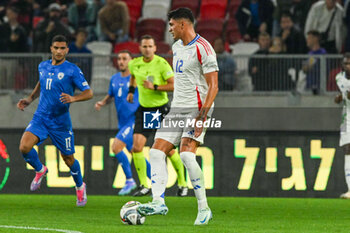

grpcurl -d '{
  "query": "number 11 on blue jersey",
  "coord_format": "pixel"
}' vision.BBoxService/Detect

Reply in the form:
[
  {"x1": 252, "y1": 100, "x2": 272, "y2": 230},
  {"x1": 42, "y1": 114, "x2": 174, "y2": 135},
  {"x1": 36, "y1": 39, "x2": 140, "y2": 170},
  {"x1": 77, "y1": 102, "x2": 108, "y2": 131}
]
[{"x1": 46, "y1": 78, "x2": 52, "y2": 90}]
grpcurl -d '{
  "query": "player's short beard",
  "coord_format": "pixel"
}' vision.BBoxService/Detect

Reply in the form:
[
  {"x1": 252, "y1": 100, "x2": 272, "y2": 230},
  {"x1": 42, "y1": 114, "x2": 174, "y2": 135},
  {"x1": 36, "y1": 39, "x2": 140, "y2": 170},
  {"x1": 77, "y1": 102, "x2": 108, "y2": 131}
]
[{"x1": 54, "y1": 54, "x2": 65, "y2": 64}]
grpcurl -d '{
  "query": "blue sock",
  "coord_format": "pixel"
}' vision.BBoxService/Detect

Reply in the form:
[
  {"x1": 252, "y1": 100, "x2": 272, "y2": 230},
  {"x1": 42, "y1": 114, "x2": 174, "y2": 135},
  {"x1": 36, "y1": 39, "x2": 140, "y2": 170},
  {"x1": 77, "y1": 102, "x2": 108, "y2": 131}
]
[
  {"x1": 70, "y1": 160, "x2": 83, "y2": 187},
  {"x1": 22, "y1": 148, "x2": 43, "y2": 172},
  {"x1": 146, "y1": 158, "x2": 151, "y2": 179},
  {"x1": 115, "y1": 151, "x2": 132, "y2": 179}
]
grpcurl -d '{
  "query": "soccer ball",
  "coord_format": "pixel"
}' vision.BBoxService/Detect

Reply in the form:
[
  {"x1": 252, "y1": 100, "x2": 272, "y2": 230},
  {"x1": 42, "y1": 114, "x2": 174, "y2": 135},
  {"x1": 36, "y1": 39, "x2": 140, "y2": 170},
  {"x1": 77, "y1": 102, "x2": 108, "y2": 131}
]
[{"x1": 120, "y1": 201, "x2": 146, "y2": 225}]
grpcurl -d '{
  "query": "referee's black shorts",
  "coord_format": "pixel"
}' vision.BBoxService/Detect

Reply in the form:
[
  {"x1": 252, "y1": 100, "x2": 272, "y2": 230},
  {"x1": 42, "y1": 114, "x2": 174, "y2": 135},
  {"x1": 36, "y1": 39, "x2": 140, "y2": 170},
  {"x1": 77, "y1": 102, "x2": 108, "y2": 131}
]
[{"x1": 134, "y1": 103, "x2": 170, "y2": 138}]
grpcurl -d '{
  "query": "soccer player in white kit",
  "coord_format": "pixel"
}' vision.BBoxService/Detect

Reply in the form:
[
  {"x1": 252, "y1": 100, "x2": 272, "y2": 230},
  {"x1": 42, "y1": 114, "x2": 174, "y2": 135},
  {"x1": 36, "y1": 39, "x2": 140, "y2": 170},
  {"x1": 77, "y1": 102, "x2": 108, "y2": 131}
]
[
  {"x1": 335, "y1": 53, "x2": 350, "y2": 198},
  {"x1": 137, "y1": 8, "x2": 219, "y2": 225}
]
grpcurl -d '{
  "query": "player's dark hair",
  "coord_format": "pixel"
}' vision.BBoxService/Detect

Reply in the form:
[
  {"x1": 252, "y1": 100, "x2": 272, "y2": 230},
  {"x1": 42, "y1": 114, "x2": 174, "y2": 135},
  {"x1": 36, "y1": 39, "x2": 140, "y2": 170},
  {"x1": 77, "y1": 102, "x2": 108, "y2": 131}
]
[
  {"x1": 307, "y1": 30, "x2": 320, "y2": 39},
  {"x1": 52, "y1": 35, "x2": 68, "y2": 45},
  {"x1": 167, "y1": 7, "x2": 194, "y2": 24},
  {"x1": 139, "y1": 34, "x2": 155, "y2": 44},
  {"x1": 118, "y1": 50, "x2": 132, "y2": 57}
]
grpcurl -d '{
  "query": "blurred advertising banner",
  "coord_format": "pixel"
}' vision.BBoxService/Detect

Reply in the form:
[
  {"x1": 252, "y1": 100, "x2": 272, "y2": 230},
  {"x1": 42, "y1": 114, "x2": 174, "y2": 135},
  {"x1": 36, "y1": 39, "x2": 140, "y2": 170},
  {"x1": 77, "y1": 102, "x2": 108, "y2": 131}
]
[{"x1": 0, "y1": 129, "x2": 345, "y2": 197}]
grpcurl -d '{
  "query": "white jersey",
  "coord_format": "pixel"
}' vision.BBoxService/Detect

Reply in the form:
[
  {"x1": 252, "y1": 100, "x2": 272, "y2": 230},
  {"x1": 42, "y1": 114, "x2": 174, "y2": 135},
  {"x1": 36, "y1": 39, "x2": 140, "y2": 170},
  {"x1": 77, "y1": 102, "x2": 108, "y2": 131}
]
[
  {"x1": 171, "y1": 34, "x2": 219, "y2": 110},
  {"x1": 336, "y1": 71, "x2": 350, "y2": 133}
]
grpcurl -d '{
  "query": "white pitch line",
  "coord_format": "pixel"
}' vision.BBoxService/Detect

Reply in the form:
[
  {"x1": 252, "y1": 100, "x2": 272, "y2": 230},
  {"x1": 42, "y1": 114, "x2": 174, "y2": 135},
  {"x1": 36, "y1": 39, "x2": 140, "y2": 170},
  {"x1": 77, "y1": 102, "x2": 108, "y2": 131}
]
[{"x1": 0, "y1": 225, "x2": 83, "y2": 233}]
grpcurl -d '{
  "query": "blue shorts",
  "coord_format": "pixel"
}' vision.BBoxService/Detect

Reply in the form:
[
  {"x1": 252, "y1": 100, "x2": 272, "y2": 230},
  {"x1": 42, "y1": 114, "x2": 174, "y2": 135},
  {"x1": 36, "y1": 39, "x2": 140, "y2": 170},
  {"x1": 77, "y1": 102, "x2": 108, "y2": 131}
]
[
  {"x1": 116, "y1": 123, "x2": 134, "y2": 152},
  {"x1": 25, "y1": 113, "x2": 75, "y2": 155}
]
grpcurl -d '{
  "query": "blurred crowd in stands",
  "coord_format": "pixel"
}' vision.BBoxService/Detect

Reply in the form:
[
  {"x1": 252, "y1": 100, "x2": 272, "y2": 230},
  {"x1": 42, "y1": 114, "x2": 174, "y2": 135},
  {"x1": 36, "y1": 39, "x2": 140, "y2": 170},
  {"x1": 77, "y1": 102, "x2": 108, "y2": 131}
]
[{"x1": 0, "y1": 0, "x2": 349, "y2": 93}]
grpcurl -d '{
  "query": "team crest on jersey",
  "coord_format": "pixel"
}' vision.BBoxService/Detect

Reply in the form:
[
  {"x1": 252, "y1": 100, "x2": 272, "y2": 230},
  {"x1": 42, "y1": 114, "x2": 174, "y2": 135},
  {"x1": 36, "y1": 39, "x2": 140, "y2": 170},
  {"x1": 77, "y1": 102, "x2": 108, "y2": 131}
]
[{"x1": 58, "y1": 72, "x2": 64, "y2": 80}]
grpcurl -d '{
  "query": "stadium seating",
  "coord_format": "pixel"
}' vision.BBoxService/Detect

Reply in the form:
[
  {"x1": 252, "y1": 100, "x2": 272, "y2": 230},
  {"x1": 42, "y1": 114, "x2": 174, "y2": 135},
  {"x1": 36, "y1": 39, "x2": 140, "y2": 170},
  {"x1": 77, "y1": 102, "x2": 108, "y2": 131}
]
[
  {"x1": 196, "y1": 19, "x2": 225, "y2": 45},
  {"x1": 113, "y1": 41, "x2": 140, "y2": 68},
  {"x1": 225, "y1": 18, "x2": 241, "y2": 44},
  {"x1": 129, "y1": 17, "x2": 137, "y2": 39},
  {"x1": 231, "y1": 42, "x2": 259, "y2": 55},
  {"x1": 122, "y1": 0, "x2": 143, "y2": 20},
  {"x1": 199, "y1": 0, "x2": 228, "y2": 19},
  {"x1": 231, "y1": 42, "x2": 260, "y2": 92},
  {"x1": 142, "y1": 0, "x2": 171, "y2": 20},
  {"x1": 136, "y1": 18, "x2": 166, "y2": 42},
  {"x1": 87, "y1": 41, "x2": 112, "y2": 55},
  {"x1": 170, "y1": 0, "x2": 200, "y2": 17},
  {"x1": 227, "y1": 0, "x2": 240, "y2": 19},
  {"x1": 86, "y1": 41, "x2": 116, "y2": 92},
  {"x1": 114, "y1": 41, "x2": 140, "y2": 54},
  {"x1": 156, "y1": 41, "x2": 171, "y2": 54}
]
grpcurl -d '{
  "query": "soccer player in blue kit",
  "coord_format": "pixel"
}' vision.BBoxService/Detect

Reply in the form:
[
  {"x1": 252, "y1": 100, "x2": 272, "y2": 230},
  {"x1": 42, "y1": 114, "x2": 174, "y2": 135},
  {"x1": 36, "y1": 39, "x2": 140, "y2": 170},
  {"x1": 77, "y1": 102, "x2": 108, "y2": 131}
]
[
  {"x1": 95, "y1": 50, "x2": 150, "y2": 195},
  {"x1": 17, "y1": 35, "x2": 93, "y2": 207}
]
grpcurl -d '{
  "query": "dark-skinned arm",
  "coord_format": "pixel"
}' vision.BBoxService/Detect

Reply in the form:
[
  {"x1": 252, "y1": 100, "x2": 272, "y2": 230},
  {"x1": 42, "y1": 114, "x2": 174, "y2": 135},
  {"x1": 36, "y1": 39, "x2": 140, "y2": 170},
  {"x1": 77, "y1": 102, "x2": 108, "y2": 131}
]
[
  {"x1": 194, "y1": 71, "x2": 219, "y2": 137},
  {"x1": 60, "y1": 89, "x2": 93, "y2": 104},
  {"x1": 17, "y1": 81, "x2": 41, "y2": 110}
]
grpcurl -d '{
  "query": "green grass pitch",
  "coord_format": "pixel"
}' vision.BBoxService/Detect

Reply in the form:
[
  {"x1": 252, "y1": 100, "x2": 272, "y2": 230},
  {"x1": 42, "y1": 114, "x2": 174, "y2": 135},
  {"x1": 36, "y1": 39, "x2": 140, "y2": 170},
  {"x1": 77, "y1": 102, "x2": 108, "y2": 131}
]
[{"x1": 0, "y1": 194, "x2": 349, "y2": 233}]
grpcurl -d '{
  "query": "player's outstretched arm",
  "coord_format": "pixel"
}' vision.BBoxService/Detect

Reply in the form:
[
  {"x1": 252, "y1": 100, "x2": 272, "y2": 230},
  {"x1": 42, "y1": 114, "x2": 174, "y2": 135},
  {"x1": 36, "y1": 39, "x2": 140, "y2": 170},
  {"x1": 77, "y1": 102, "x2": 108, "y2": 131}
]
[
  {"x1": 60, "y1": 89, "x2": 93, "y2": 104},
  {"x1": 95, "y1": 95, "x2": 112, "y2": 111},
  {"x1": 143, "y1": 77, "x2": 174, "y2": 92},
  {"x1": 17, "y1": 81, "x2": 41, "y2": 111},
  {"x1": 194, "y1": 71, "x2": 218, "y2": 137},
  {"x1": 127, "y1": 75, "x2": 136, "y2": 103}
]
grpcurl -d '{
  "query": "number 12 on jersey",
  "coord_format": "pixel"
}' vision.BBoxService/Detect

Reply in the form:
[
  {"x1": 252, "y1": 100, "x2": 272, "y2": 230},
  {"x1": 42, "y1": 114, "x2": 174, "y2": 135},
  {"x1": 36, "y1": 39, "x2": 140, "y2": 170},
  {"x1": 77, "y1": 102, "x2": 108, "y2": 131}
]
[{"x1": 175, "y1": 59, "x2": 183, "y2": 73}]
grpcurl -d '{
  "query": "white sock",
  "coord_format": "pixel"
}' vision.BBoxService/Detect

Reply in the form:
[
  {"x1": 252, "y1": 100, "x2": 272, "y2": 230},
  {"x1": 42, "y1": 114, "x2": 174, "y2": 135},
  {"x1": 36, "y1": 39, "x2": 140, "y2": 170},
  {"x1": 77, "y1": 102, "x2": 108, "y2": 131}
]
[
  {"x1": 150, "y1": 149, "x2": 167, "y2": 204},
  {"x1": 345, "y1": 155, "x2": 350, "y2": 191},
  {"x1": 180, "y1": 151, "x2": 208, "y2": 210}
]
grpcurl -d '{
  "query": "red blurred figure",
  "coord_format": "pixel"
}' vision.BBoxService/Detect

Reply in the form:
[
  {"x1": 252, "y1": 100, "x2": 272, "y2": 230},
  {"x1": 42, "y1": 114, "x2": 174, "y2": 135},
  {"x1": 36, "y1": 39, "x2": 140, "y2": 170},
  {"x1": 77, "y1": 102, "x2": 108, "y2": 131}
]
[{"x1": 0, "y1": 139, "x2": 9, "y2": 159}]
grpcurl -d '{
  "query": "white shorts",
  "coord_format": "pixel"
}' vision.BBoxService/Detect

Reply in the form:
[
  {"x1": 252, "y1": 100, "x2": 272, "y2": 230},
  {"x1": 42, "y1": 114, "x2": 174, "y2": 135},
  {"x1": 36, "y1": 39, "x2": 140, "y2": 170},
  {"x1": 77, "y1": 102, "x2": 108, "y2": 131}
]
[
  {"x1": 340, "y1": 132, "x2": 350, "y2": 147},
  {"x1": 154, "y1": 109, "x2": 207, "y2": 146}
]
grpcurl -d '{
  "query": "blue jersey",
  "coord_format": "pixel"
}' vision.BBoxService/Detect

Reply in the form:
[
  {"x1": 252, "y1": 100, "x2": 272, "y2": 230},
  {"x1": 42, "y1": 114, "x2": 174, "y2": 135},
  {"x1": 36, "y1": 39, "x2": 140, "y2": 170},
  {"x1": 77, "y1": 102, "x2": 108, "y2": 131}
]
[
  {"x1": 36, "y1": 60, "x2": 90, "y2": 116},
  {"x1": 108, "y1": 72, "x2": 139, "y2": 128}
]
